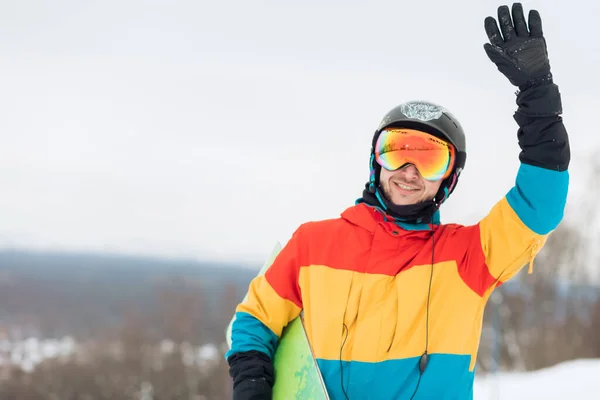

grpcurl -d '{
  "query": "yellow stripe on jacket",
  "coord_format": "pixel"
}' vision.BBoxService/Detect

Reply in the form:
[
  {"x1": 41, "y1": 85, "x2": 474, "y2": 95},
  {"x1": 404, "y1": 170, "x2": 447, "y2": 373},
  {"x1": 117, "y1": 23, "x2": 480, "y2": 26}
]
[
  {"x1": 479, "y1": 197, "x2": 548, "y2": 283},
  {"x1": 299, "y1": 263, "x2": 490, "y2": 370},
  {"x1": 236, "y1": 274, "x2": 302, "y2": 338}
]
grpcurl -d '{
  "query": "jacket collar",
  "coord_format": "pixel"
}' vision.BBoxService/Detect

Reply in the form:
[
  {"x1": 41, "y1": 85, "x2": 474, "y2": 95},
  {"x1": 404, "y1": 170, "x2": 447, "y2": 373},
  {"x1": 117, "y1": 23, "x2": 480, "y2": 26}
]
[{"x1": 342, "y1": 203, "x2": 440, "y2": 234}]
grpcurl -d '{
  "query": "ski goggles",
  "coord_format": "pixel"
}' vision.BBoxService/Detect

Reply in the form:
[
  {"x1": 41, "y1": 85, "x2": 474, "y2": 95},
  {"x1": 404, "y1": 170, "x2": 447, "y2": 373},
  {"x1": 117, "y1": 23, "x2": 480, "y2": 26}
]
[{"x1": 374, "y1": 128, "x2": 455, "y2": 181}]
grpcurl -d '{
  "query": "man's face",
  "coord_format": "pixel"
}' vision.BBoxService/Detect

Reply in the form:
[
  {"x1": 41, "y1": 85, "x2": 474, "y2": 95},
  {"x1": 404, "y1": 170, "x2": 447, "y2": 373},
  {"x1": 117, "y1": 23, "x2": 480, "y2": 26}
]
[{"x1": 379, "y1": 163, "x2": 443, "y2": 206}]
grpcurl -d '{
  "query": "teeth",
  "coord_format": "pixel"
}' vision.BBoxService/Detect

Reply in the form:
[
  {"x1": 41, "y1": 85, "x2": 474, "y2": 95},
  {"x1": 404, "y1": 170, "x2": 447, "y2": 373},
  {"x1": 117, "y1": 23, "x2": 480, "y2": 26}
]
[{"x1": 395, "y1": 182, "x2": 418, "y2": 191}]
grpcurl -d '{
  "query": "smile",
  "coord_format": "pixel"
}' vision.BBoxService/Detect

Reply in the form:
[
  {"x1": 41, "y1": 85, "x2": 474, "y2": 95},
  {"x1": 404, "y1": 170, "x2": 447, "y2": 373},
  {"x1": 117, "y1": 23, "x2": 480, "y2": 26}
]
[{"x1": 394, "y1": 182, "x2": 419, "y2": 191}]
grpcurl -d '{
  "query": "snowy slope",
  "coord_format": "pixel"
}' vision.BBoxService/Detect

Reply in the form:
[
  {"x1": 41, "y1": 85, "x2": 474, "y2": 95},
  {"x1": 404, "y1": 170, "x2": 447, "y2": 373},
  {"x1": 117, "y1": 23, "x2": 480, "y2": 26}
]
[
  {"x1": 474, "y1": 359, "x2": 600, "y2": 399},
  {"x1": 2, "y1": 337, "x2": 599, "y2": 398}
]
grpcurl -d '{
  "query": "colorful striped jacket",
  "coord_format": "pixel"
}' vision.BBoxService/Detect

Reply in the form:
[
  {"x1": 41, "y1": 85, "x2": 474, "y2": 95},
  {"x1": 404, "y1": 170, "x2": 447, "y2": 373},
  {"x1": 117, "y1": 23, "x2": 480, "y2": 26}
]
[{"x1": 226, "y1": 84, "x2": 570, "y2": 399}]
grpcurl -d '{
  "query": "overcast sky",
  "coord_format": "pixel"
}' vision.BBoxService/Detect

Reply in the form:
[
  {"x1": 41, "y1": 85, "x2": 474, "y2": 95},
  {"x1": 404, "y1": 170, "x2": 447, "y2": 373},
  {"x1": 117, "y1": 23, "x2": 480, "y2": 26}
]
[{"x1": 0, "y1": 0, "x2": 598, "y2": 266}]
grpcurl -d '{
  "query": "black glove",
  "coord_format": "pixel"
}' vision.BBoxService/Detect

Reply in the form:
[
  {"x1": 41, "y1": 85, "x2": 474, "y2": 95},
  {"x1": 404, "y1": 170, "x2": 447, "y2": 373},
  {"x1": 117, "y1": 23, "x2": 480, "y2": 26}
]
[
  {"x1": 228, "y1": 350, "x2": 274, "y2": 400},
  {"x1": 483, "y1": 3, "x2": 553, "y2": 91}
]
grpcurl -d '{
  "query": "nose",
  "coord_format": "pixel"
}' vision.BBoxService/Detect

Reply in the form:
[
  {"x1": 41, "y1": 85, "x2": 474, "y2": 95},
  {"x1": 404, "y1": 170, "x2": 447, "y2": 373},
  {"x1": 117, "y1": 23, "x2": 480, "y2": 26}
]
[{"x1": 399, "y1": 164, "x2": 421, "y2": 180}]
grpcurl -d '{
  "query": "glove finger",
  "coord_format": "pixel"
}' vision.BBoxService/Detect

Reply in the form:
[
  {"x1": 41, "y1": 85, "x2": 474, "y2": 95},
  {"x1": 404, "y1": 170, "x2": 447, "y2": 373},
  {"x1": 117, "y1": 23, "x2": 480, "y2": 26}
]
[
  {"x1": 498, "y1": 5, "x2": 515, "y2": 41},
  {"x1": 484, "y1": 16, "x2": 505, "y2": 47},
  {"x1": 511, "y1": 3, "x2": 529, "y2": 37},
  {"x1": 528, "y1": 9, "x2": 543, "y2": 37}
]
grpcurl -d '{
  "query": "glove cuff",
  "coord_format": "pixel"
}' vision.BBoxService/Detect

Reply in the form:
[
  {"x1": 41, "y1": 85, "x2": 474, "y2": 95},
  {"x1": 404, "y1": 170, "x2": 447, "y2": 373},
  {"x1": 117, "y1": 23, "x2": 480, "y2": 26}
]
[
  {"x1": 228, "y1": 350, "x2": 275, "y2": 388},
  {"x1": 233, "y1": 378, "x2": 272, "y2": 400},
  {"x1": 518, "y1": 73, "x2": 554, "y2": 92},
  {"x1": 515, "y1": 82, "x2": 562, "y2": 118}
]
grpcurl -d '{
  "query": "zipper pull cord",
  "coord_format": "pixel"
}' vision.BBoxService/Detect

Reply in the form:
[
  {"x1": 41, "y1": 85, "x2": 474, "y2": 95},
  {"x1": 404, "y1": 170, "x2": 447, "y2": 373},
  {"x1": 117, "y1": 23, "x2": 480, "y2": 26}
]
[{"x1": 528, "y1": 240, "x2": 541, "y2": 274}]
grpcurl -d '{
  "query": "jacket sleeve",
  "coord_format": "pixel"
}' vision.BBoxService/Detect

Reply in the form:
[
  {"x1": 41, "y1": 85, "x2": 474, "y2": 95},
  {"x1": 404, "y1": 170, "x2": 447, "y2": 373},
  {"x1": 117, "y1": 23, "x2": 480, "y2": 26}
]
[
  {"x1": 226, "y1": 226, "x2": 305, "y2": 391},
  {"x1": 457, "y1": 83, "x2": 570, "y2": 292}
]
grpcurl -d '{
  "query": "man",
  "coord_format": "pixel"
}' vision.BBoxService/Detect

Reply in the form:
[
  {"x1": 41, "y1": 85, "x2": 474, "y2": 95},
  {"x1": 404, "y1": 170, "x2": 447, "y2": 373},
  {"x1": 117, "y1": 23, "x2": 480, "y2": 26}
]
[{"x1": 226, "y1": 3, "x2": 570, "y2": 399}]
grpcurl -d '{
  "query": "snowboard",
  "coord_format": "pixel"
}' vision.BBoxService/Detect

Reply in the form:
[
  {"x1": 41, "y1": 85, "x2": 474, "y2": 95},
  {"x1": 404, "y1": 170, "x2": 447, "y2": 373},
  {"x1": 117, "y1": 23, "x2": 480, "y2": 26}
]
[{"x1": 226, "y1": 243, "x2": 330, "y2": 400}]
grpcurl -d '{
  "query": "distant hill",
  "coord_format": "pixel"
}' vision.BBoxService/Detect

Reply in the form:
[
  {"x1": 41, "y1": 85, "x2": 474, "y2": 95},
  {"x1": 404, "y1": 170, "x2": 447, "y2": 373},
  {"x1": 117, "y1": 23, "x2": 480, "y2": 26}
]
[
  {"x1": 0, "y1": 249, "x2": 259, "y2": 343},
  {"x1": 3, "y1": 249, "x2": 597, "y2": 346},
  {"x1": 0, "y1": 249, "x2": 259, "y2": 283}
]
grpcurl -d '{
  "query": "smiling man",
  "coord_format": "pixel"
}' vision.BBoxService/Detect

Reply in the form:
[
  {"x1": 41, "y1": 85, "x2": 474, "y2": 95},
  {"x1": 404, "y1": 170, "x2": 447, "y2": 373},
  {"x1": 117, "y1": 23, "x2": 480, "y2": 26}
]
[
  {"x1": 226, "y1": 3, "x2": 570, "y2": 399},
  {"x1": 376, "y1": 128, "x2": 453, "y2": 207},
  {"x1": 380, "y1": 162, "x2": 443, "y2": 205}
]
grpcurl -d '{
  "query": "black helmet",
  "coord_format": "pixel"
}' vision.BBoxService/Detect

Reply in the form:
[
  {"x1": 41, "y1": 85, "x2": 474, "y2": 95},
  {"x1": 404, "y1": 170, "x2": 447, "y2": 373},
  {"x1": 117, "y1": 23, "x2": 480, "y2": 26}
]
[
  {"x1": 361, "y1": 100, "x2": 467, "y2": 224},
  {"x1": 374, "y1": 100, "x2": 467, "y2": 175}
]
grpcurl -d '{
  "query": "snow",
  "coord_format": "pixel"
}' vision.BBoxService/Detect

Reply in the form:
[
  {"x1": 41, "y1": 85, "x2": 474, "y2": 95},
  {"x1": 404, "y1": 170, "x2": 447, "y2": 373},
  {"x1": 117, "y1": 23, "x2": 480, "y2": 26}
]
[
  {"x1": 1, "y1": 336, "x2": 598, "y2": 398},
  {"x1": 474, "y1": 359, "x2": 600, "y2": 399},
  {"x1": 0, "y1": 336, "x2": 76, "y2": 372},
  {"x1": 0, "y1": 337, "x2": 221, "y2": 372}
]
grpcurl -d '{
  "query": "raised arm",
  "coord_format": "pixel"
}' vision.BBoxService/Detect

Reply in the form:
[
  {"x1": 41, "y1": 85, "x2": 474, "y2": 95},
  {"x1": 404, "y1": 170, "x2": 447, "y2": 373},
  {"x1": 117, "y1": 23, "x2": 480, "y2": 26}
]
[{"x1": 457, "y1": 4, "x2": 570, "y2": 293}]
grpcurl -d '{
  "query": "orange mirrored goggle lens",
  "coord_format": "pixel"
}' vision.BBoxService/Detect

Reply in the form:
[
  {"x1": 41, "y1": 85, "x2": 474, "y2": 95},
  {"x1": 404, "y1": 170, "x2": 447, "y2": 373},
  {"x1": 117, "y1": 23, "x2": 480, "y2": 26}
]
[{"x1": 374, "y1": 128, "x2": 455, "y2": 181}]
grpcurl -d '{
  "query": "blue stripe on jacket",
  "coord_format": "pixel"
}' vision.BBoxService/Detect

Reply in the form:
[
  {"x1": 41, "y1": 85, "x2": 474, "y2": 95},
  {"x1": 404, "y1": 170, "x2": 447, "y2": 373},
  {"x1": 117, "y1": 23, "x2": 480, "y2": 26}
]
[{"x1": 506, "y1": 163, "x2": 569, "y2": 235}]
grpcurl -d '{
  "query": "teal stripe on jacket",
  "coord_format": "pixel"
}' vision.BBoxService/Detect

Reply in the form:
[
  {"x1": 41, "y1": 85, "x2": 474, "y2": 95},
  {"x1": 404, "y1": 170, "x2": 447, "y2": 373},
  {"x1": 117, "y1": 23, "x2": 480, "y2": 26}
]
[
  {"x1": 506, "y1": 163, "x2": 569, "y2": 235},
  {"x1": 317, "y1": 354, "x2": 475, "y2": 400},
  {"x1": 226, "y1": 311, "x2": 278, "y2": 359}
]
